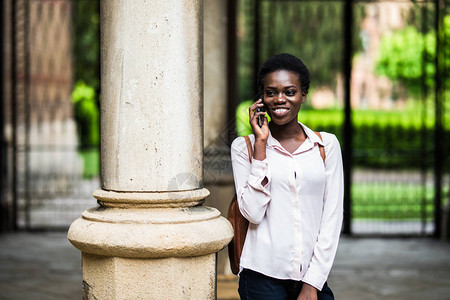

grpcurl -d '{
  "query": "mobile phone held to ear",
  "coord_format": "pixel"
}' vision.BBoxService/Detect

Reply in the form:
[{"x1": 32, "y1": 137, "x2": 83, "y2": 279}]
[{"x1": 255, "y1": 95, "x2": 266, "y2": 127}]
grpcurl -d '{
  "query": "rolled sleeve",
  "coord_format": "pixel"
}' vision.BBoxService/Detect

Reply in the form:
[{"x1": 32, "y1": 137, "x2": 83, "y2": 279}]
[{"x1": 247, "y1": 158, "x2": 271, "y2": 195}]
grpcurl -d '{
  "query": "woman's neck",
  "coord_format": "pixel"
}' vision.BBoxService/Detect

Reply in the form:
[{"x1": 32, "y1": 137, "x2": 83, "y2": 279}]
[{"x1": 269, "y1": 119, "x2": 305, "y2": 142}]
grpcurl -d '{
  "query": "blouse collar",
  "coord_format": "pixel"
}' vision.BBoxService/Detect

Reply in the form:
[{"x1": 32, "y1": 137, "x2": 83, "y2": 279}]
[{"x1": 266, "y1": 122, "x2": 324, "y2": 155}]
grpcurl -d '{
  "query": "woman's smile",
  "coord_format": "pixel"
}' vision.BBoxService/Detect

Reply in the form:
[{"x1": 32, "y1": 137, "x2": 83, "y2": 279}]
[{"x1": 271, "y1": 107, "x2": 290, "y2": 118}]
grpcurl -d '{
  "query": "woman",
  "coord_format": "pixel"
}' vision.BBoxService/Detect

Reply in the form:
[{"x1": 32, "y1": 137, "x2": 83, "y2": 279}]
[{"x1": 231, "y1": 53, "x2": 344, "y2": 300}]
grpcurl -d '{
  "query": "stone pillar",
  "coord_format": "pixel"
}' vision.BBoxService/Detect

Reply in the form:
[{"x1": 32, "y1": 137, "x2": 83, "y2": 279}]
[{"x1": 68, "y1": 0, "x2": 233, "y2": 299}]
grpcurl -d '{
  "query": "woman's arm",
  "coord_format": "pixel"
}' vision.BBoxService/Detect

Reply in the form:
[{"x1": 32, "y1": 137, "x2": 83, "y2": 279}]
[
  {"x1": 301, "y1": 133, "x2": 344, "y2": 291},
  {"x1": 231, "y1": 137, "x2": 271, "y2": 224},
  {"x1": 230, "y1": 99, "x2": 271, "y2": 224},
  {"x1": 249, "y1": 98, "x2": 269, "y2": 161}
]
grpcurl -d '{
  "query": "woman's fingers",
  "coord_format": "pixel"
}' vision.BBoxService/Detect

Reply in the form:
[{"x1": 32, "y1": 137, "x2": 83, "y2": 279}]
[
  {"x1": 249, "y1": 99, "x2": 265, "y2": 125},
  {"x1": 249, "y1": 99, "x2": 265, "y2": 114},
  {"x1": 261, "y1": 114, "x2": 268, "y2": 126},
  {"x1": 248, "y1": 99, "x2": 269, "y2": 141}
]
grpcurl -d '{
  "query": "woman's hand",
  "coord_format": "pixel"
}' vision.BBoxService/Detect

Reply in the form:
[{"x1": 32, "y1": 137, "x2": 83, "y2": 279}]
[
  {"x1": 249, "y1": 99, "x2": 269, "y2": 162},
  {"x1": 249, "y1": 99, "x2": 269, "y2": 142},
  {"x1": 297, "y1": 283, "x2": 318, "y2": 300}
]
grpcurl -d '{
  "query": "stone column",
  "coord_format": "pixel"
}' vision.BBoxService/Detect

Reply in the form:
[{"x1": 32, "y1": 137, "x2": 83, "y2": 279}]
[{"x1": 68, "y1": 0, "x2": 233, "y2": 299}]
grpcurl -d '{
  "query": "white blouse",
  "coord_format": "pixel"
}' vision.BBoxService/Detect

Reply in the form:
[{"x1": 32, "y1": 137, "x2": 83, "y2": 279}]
[{"x1": 230, "y1": 122, "x2": 344, "y2": 291}]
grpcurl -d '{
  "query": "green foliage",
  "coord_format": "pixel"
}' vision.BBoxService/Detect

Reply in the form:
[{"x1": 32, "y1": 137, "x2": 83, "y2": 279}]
[
  {"x1": 78, "y1": 148, "x2": 100, "y2": 179},
  {"x1": 375, "y1": 26, "x2": 435, "y2": 97},
  {"x1": 236, "y1": 100, "x2": 255, "y2": 136},
  {"x1": 352, "y1": 183, "x2": 434, "y2": 220},
  {"x1": 71, "y1": 81, "x2": 100, "y2": 178},
  {"x1": 71, "y1": 81, "x2": 99, "y2": 147},
  {"x1": 237, "y1": 0, "x2": 257, "y2": 101},
  {"x1": 72, "y1": 0, "x2": 100, "y2": 92},
  {"x1": 72, "y1": 0, "x2": 100, "y2": 178},
  {"x1": 375, "y1": 15, "x2": 450, "y2": 97}
]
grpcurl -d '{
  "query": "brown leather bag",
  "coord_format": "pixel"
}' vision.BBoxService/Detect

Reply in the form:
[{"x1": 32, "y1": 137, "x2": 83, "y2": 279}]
[
  {"x1": 227, "y1": 136, "x2": 252, "y2": 275},
  {"x1": 227, "y1": 132, "x2": 325, "y2": 275}
]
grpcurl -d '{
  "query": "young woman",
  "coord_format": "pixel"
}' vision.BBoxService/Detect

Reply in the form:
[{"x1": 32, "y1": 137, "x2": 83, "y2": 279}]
[{"x1": 231, "y1": 53, "x2": 344, "y2": 300}]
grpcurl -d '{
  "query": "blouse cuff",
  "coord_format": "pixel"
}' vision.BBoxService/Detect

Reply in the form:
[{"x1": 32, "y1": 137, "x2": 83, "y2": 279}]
[
  {"x1": 247, "y1": 158, "x2": 270, "y2": 194},
  {"x1": 302, "y1": 269, "x2": 327, "y2": 291}
]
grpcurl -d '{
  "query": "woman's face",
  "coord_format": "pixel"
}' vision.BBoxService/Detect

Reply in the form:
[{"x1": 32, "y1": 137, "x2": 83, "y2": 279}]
[{"x1": 262, "y1": 70, "x2": 306, "y2": 126}]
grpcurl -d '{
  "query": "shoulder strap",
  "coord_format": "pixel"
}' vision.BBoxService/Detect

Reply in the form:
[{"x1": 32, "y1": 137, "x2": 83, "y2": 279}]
[
  {"x1": 314, "y1": 132, "x2": 326, "y2": 163},
  {"x1": 244, "y1": 136, "x2": 253, "y2": 163}
]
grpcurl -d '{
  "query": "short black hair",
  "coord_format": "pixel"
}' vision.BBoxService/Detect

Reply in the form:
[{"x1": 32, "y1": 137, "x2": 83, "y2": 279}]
[{"x1": 257, "y1": 53, "x2": 310, "y2": 95}]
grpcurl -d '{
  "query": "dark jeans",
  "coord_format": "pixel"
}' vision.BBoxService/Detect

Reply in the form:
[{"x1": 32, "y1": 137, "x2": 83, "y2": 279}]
[{"x1": 238, "y1": 269, "x2": 334, "y2": 300}]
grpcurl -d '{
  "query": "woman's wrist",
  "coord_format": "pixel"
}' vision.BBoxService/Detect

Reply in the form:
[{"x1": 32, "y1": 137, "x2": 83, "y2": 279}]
[
  {"x1": 253, "y1": 139, "x2": 267, "y2": 161},
  {"x1": 301, "y1": 283, "x2": 318, "y2": 295},
  {"x1": 254, "y1": 138, "x2": 267, "y2": 147}
]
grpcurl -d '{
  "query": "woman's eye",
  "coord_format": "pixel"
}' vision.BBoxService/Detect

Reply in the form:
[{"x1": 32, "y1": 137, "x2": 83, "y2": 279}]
[
  {"x1": 265, "y1": 91, "x2": 275, "y2": 97},
  {"x1": 286, "y1": 90, "x2": 296, "y2": 96}
]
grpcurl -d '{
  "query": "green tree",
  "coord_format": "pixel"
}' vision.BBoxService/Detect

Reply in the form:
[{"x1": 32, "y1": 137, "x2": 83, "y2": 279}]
[
  {"x1": 71, "y1": 81, "x2": 100, "y2": 178},
  {"x1": 72, "y1": 0, "x2": 100, "y2": 94},
  {"x1": 71, "y1": 0, "x2": 100, "y2": 178},
  {"x1": 71, "y1": 81, "x2": 99, "y2": 147},
  {"x1": 375, "y1": 15, "x2": 450, "y2": 97}
]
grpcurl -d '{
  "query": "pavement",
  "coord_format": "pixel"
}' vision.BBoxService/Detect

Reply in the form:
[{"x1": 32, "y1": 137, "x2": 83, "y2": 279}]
[{"x1": 1, "y1": 232, "x2": 450, "y2": 300}]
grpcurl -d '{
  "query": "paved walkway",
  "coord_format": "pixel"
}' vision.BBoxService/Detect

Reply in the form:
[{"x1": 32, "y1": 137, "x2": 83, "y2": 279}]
[{"x1": 1, "y1": 232, "x2": 449, "y2": 300}]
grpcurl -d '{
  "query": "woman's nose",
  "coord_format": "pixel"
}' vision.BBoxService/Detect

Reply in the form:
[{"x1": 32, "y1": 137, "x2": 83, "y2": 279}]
[{"x1": 274, "y1": 94, "x2": 286, "y2": 103}]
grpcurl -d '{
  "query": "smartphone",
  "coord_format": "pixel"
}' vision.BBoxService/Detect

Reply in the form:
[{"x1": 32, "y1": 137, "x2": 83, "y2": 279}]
[{"x1": 255, "y1": 95, "x2": 266, "y2": 127}]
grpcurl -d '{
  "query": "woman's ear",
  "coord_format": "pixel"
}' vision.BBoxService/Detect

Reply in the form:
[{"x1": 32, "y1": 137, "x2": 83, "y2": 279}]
[{"x1": 301, "y1": 91, "x2": 307, "y2": 103}]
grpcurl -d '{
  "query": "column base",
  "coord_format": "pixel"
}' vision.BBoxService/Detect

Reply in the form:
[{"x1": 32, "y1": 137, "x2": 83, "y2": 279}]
[
  {"x1": 68, "y1": 190, "x2": 233, "y2": 299},
  {"x1": 82, "y1": 253, "x2": 216, "y2": 300}
]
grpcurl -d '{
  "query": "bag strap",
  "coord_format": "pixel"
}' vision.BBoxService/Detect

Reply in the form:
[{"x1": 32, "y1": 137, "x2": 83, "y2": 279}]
[
  {"x1": 244, "y1": 136, "x2": 253, "y2": 163},
  {"x1": 314, "y1": 132, "x2": 326, "y2": 163}
]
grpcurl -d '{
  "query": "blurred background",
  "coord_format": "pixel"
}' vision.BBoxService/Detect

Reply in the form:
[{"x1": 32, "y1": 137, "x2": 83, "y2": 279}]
[
  {"x1": 1, "y1": 0, "x2": 100, "y2": 230},
  {"x1": 0, "y1": 0, "x2": 448, "y2": 242},
  {"x1": 0, "y1": 1, "x2": 449, "y2": 299}
]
